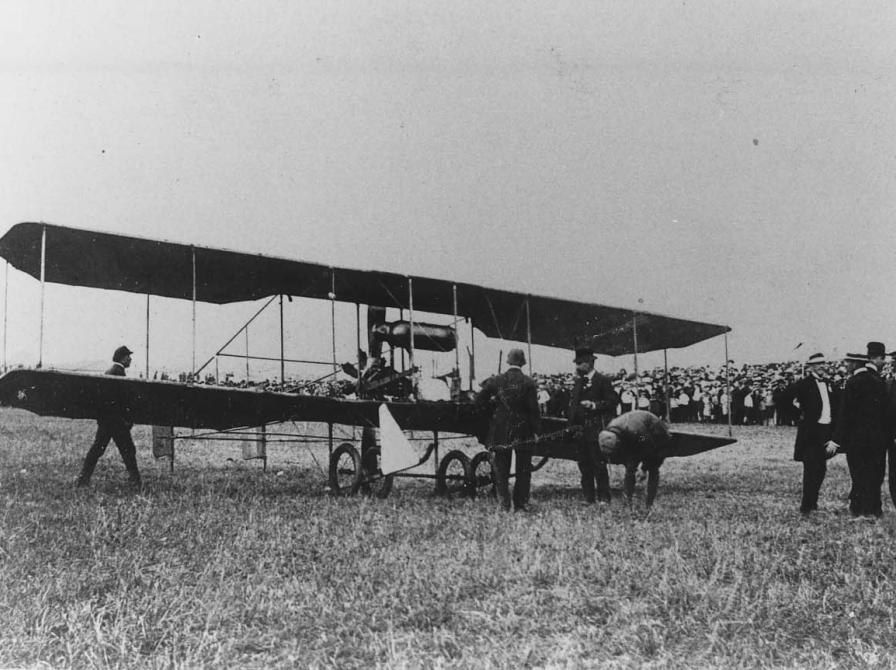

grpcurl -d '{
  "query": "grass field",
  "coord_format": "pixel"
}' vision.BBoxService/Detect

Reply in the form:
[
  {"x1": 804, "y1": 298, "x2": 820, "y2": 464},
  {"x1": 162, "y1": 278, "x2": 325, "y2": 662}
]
[{"x1": 2, "y1": 407, "x2": 896, "y2": 669}]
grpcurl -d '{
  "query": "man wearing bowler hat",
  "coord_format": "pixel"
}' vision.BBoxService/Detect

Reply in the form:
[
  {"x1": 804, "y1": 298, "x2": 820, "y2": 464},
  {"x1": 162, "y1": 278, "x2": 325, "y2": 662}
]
[
  {"x1": 475, "y1": 348, "x2": 540, "y2": 511},
  {"x1": 777, "y1": 352, "x2": 840, "y2": 514},
  {"x1": 568, "y1": 346, "x2": 619, "y2": 504},
  {"x1": 76, "y1": 345, "x2": 143, "y2": 489},
  {"x1": 829, "y1": 342, "x2": 888, "y2": 518}
]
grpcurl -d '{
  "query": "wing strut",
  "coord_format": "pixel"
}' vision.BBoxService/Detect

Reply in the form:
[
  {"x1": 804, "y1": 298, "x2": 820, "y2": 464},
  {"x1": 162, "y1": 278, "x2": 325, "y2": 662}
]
[
  {"x1": 355, "y1": 302, "x2": 362, "y2": 392},
  {"x1": 194, "y1": 295, "x2": 277, "y2": 377},
  {"x1": 38, "y1": 224, "x2": 46, "y2": 368},
  {"x1": 663, "y1": 348, "x2": 670, "y2": 422},
  {"x1": 3, "y1": 261, "x2": 9, "y2": 373},
  {"x1": 452, "y1": 284, "x2": 460, "y2": 392},
  {"x1": 279, "y1": 294, "x2": 285, "y2": 383},
  {"x1": 469, "y1": 317, "x2": 475, "y2": 391},
  {"x1": 526, "y1": 296, "x2": 533, "y2": 375},
  {"x1": 483, "y1": 293, "x2": 504, "y2": 341},
  {"x1": 408, "y1": 277, "x2": 416, "y2": 396},
  {"x1": 725, "y1": 332, "x2": 732, "y2": 437},
  {"x1": 191, "y1": 246, "x2": 197, "y2": 377},
  {"x1": 145, "y1": 293, "x2": 150, "y2": 379},
  {"x1": 330, "y1": 269, "x2": 337, "y2": 375}
]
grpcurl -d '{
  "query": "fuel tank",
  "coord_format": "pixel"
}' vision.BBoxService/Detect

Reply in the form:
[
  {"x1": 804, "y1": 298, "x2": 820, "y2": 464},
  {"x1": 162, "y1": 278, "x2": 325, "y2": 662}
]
[{"x1": 371, "y1": 321, "x2": 457, "y2": 352}]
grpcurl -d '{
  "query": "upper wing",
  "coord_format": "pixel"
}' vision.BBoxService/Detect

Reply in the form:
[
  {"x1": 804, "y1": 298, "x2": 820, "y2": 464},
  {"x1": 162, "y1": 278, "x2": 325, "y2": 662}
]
[{"x1": 0, "y1": 222, "x2": 730, "y2": 355}]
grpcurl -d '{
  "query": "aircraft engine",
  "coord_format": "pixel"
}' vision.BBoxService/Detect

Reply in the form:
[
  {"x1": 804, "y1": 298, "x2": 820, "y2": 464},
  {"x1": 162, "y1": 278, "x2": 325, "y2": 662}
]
[{"x1": 371, "y1": 319, "x2": 457, "y2": 353}]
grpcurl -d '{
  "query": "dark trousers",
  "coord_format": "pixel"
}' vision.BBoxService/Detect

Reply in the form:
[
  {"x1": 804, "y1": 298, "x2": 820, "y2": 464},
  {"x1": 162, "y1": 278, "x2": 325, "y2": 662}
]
[
  {"x1": 889, "y1": 442, "x2": 896, "y2": 509},
  {"x1": 799, "y1": 423, "x2": 831, "y2": 513},
  {"x1": 800, "y1": 458, "x2": 827, "y2": 513},
  {"x1": 491, "y1": 448, "x2": 532, "y2": 511},
  {"x1": 846, "y1": 445, "x2": 885, "y2": 517},
  {"x1": 79, "y1": 420, "x2": 141, "y2": 484},
  {"x1": 577, "y1": 441, "x2": 610, "y2": 503}
]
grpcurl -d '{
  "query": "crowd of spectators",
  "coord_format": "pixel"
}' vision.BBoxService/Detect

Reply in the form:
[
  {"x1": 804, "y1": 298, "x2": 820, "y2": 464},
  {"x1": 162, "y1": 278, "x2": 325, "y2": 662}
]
[
  {"x1": 533, "y1": 359, "x2": 865, "y2": 425},
  {"x1": 151, "y1": 369, "x2": 356, "y2": 397}
]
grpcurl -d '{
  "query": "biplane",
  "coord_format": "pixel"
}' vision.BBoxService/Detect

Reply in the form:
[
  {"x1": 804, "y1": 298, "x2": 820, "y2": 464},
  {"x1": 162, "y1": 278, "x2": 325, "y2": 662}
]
[{"x1": 0, "y1": 222, "x2": 736, "y2": 498}]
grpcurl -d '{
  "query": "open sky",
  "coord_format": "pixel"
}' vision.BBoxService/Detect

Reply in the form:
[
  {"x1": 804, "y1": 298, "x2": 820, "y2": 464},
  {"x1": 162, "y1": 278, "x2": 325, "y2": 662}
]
[{"x1": 0, "y1": 1, "x2": 893, "y2": 379}]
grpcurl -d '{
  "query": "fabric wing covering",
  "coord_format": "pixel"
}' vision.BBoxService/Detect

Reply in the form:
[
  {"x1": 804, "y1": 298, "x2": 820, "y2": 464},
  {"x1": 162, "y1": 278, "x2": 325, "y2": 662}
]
[{"x1": 0, "y1": 222, "x2": 730, "y2": 355}]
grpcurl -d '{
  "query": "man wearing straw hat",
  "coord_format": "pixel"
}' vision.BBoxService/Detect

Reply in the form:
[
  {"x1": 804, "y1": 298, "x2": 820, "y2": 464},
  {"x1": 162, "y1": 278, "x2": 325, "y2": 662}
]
[{"x1": 777, "y1": 352, "x2": 839, "y2": 515}]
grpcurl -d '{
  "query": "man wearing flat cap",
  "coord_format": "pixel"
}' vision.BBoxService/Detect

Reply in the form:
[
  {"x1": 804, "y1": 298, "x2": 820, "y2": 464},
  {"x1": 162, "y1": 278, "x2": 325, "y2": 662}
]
[
  {"x1": 77, "y1": 345, "x2": 142, "y2": 489},
  {"x1": 598, "y1": 409, "x2": 671, "y2": 508},
  {"x1": 829, "y1": 342, "x2": 888, "y2": 518},
  {"x1": 568, "y1": 346, "x2": 619, "y2": 504},
  {"x1": 777, "y1": 353, "x2": 839, "y2": 514},
  {"x1": 475, "y1": 348, "x2": 540, "y2": 511}
]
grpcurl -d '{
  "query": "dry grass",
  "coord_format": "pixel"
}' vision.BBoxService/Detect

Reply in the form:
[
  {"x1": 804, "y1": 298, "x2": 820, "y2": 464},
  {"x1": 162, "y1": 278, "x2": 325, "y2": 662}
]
[{"x1": 2, "y1": 409, "x2": 896, "y2": 669}]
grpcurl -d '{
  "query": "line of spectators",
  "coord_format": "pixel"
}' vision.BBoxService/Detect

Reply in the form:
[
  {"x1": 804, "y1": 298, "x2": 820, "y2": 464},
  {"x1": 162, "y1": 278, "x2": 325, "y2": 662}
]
[
  {"x1": 149, "y1": 370, "x2": 356, "y2": 397},
  {"x1": 533, "y1": 360, "x2": 873, "y2": 425}
]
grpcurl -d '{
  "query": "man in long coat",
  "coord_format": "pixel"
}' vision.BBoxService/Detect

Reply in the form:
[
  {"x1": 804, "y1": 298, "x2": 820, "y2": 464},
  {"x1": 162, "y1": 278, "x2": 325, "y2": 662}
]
[
  {"x1": 475, "y1": 349, "x2": 541, "y2": 511},
  {"x1": 830, "y1": 342, "x2": 889, "y2": 518},
  {"x1": 568, "y1": 347, "x2": 619, "y2": 503},
  {"x1": 883, "y1": 356, "x2": 896, "y2": 508},
  {"x1": 776, "y1": 352, "x2": 839, "y2": 514}
]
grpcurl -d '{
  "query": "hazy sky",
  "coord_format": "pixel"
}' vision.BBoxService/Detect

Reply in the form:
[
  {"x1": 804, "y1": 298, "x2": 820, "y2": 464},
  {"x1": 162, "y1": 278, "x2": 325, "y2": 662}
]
[{"x1": 0, "y1": 2, "x2": 894, "y2": 378}]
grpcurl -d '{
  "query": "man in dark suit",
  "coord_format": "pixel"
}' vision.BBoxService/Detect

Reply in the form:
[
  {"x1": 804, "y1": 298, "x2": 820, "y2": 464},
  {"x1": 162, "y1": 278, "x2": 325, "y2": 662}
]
[
  {"x1": 77, "y1": 345, "x2": 142, "y2": 488},
  {"x1": 883, "y1": 355, "x2": 896, "y2": 509},
  {"x1": 568, "y1": 347, "x2": 619, "y2": 504},
  {"x1": 829, "y1": 342, "x2": 889, "y2": 519},
  {"x1": 475, "y1": 348, "x2": 541, "y2": 511},
  {"x1": 777, "y1": 352, "x2": 839, "y2": 514}
]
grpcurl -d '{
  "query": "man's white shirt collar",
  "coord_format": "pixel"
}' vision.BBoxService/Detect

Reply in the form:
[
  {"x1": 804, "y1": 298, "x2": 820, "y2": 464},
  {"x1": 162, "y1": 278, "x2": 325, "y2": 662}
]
[{"x1": 813, "y1": 375, "x2": 831, "y2": 424}]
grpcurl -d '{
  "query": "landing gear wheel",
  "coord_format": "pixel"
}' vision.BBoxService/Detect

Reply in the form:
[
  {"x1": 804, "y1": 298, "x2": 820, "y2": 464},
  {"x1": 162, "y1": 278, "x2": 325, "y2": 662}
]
[
  {"x1": 469, "y1": 450, "x2": 496, "y2": 499},
  {"x1": 361, "y1": 446, "x2": 394, "y2": 499},
  {"x1": 435, "y1": 449, "x2": 472, "y2": 498},
  {"x1": 328, "y1": 442, "x2": 362, "y2": 496}
]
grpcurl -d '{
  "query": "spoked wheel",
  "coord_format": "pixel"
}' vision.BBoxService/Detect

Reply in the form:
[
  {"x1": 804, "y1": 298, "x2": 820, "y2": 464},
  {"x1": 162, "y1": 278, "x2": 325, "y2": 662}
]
[
  {"x1": 361, "y1": 446, "x2": 394, "y2": 499},
  {"x1": 435, "y1": 449, "x2": 472, "y2": 498},
  {"x1": 469, "y1": 450, "x2": 496, "y2": 499},
  {"x1": 328, "y1": 442, "x2": 362, "y2": 496}
]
